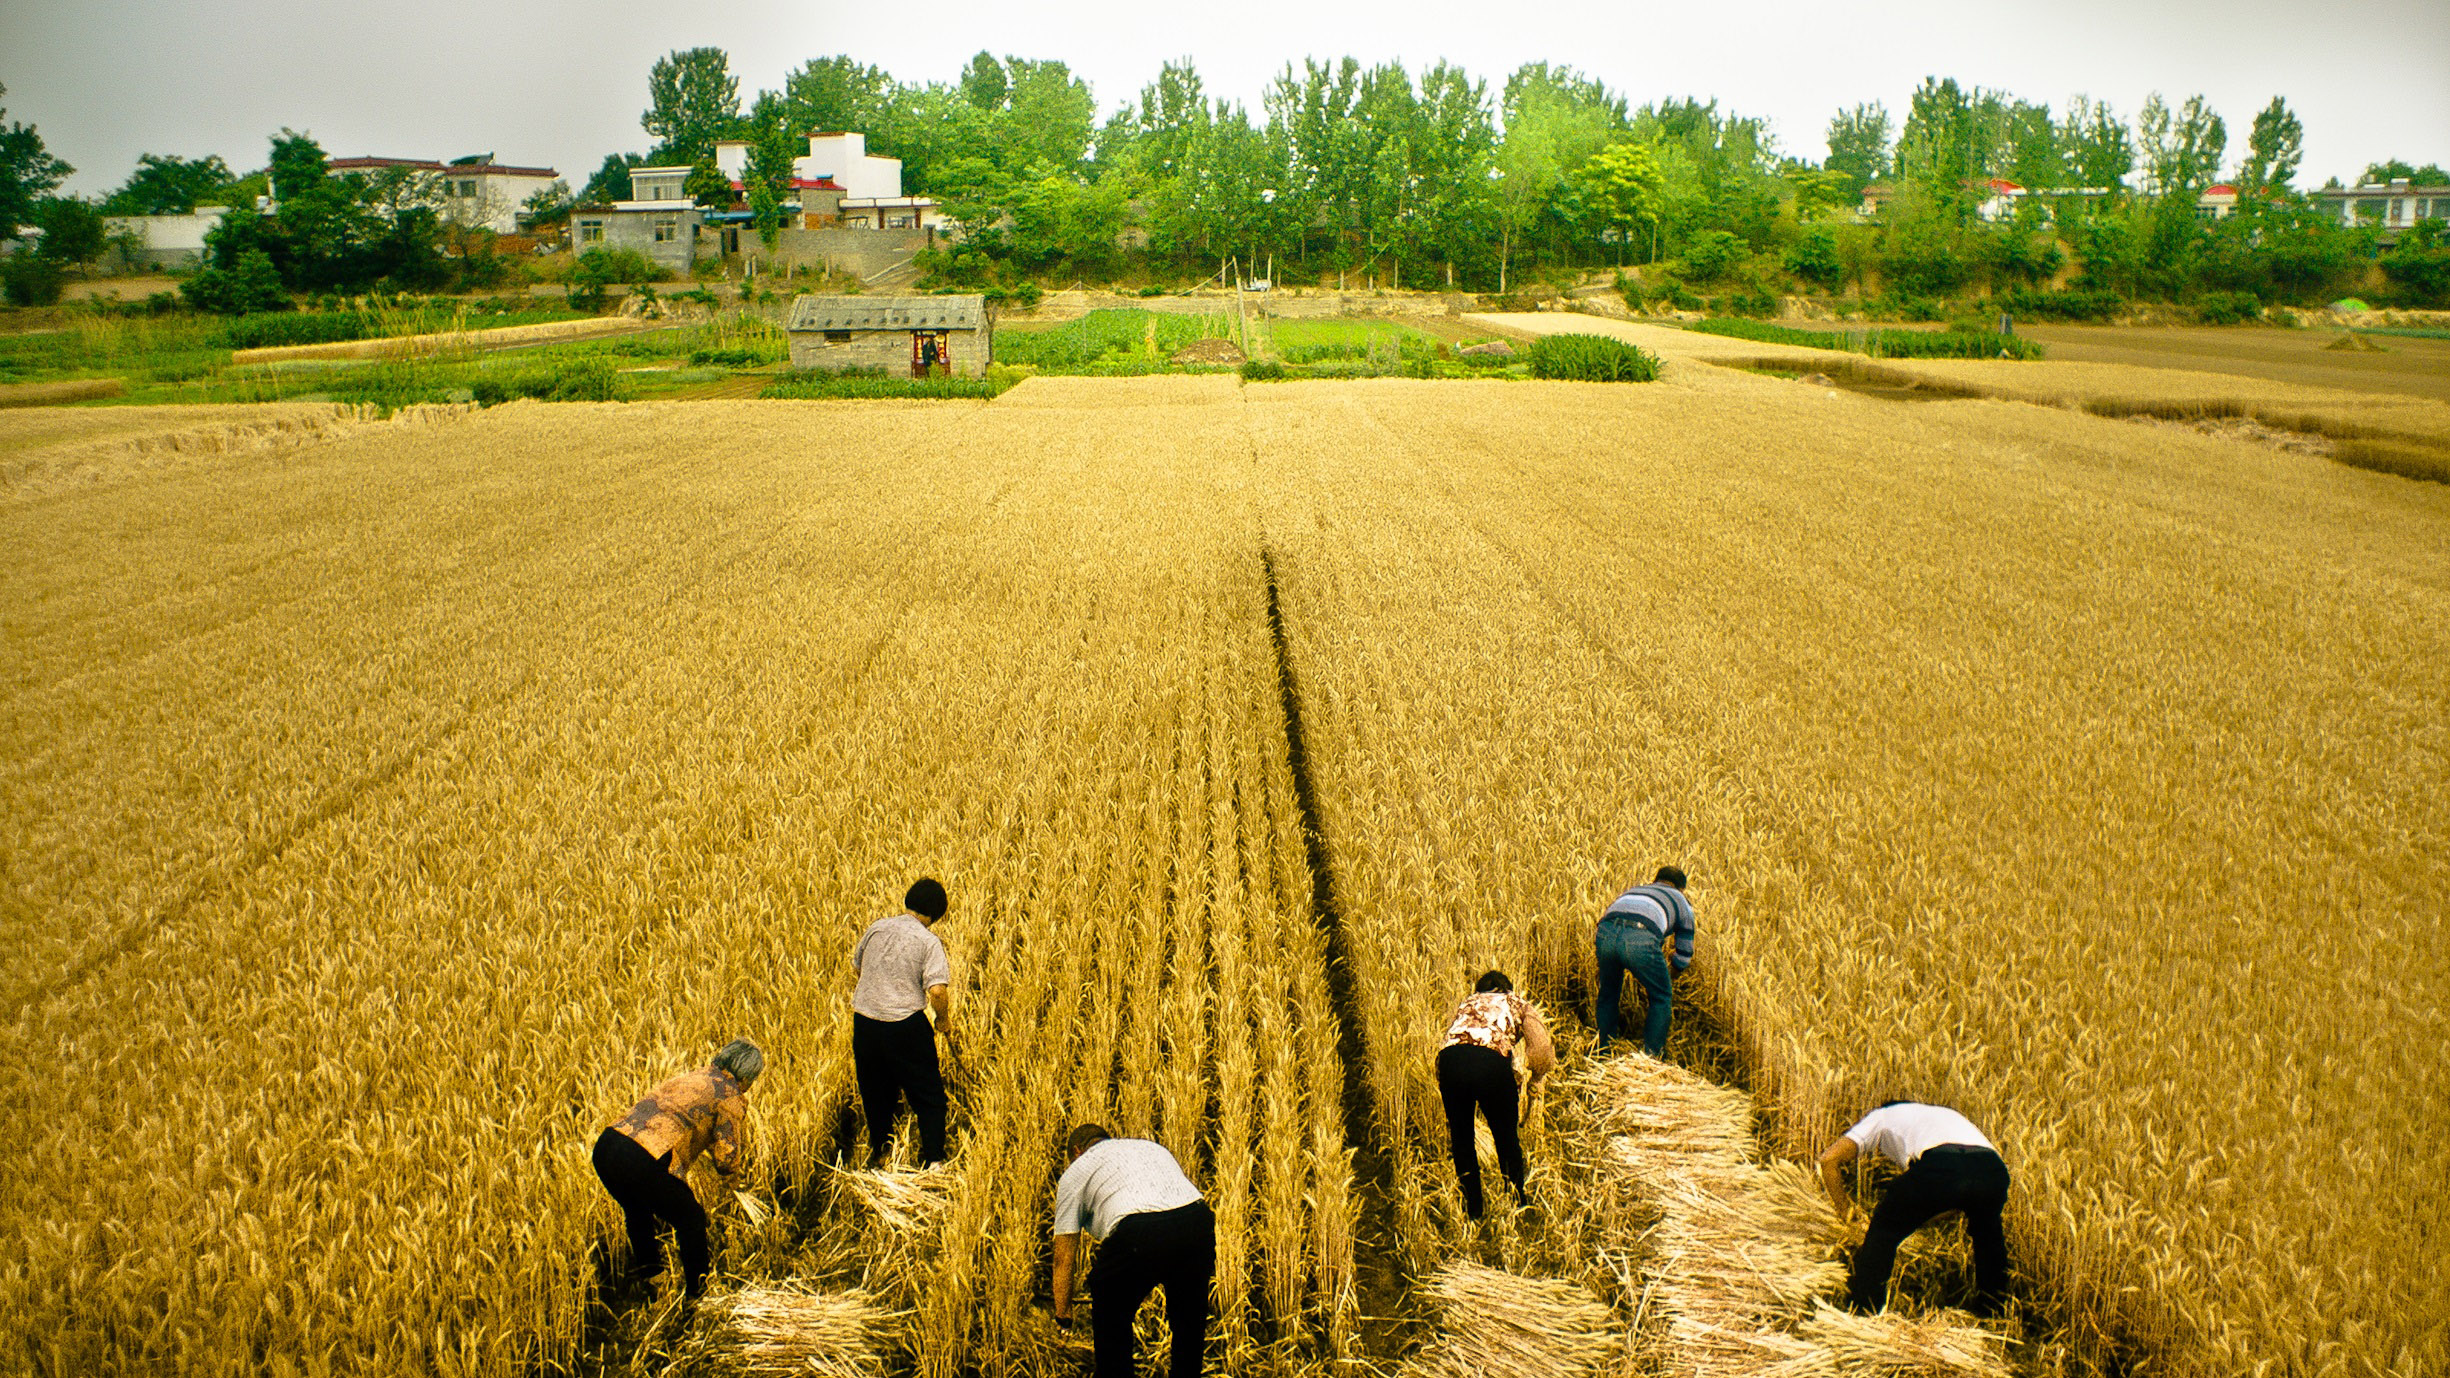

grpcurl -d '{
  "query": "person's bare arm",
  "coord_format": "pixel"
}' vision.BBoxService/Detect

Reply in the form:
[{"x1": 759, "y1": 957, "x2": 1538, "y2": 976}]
[
  {"x1": 1519, "y1": 1004, "x2": 1558, "y2": 1085},
  {"x1": 1818, "y1": 1136, "x2": 1859, "y2": 1219},
  {"x1": 928, "y1": 983, "x2": 952, "y2": 1038},
  {"x1": 1051, "y1": 1232, "x2": 1080, "y2": 1323}
]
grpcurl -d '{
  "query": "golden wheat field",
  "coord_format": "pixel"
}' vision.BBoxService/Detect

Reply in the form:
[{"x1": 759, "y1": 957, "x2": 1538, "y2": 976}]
[{"x1": 1, "y1": 359, "x2": 2443, "y2": 1378}]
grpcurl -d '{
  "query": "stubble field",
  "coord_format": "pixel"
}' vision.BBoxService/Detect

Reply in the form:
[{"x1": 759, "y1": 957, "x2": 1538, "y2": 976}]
[{"x1": 2, "y1": 354, "x2": 2443, "y2": 1378}]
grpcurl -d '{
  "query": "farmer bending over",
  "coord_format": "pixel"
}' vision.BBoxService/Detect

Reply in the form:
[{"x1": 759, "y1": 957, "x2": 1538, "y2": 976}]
[
  {"x1": 1436, "y1": 970, "x2": 1556, "y2": 1218},
  {"x1": 1818, "y1": 1099, "x2": 2013, "y2": 1316},
  {"x1": 851, "y1": 878, "x2": 955, "y2": 1165},
  {"x1": 1051, "y1": 1125, "x2": 1215, "y2": 1378},
  {"x1": 1595, "y1": 865, "x2": 1694, "y2": 1057},
  {"x1": 592, "y1": 1038, "x2": 762, "y2": 1299}
]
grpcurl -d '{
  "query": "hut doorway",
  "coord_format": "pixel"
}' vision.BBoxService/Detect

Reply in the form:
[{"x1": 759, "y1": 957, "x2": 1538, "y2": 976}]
[{"x1": 911, "y1": 331, "x2": 949, "y2": 377}]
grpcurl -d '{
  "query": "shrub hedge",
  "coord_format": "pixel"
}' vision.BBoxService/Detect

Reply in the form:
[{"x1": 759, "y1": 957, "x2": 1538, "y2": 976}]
[{"x1": 1525, "y1": 333, "x2": 1661, "y2": 382}]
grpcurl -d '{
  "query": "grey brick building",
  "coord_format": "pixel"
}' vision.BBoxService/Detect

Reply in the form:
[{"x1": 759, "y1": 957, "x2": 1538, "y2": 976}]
[{"x1": 786, "y1": 296, "x2": 992, "y2": 377}]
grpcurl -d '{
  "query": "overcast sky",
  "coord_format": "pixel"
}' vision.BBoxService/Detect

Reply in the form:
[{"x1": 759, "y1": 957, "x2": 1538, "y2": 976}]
[{"x1": 6, "y1": 0, "x2": 2446, "y2": 198}]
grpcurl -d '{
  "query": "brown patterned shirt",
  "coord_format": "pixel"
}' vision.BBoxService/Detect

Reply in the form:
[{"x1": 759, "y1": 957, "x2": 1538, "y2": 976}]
[
  {"x1": 1441, "y1": 992, "x2": 1558, "y2": 1078},
  {"x1": 610, "y1": 1067, "x2": 749, "y2": 1180}
]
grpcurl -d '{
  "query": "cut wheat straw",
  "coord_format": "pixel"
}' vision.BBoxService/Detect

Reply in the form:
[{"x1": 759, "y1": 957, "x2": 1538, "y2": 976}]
[
  {"x1": 1395, "y1": 1261, "x2": 1615, "y2": 1378},
  {"x1": 704, "y1": 1284, "x2": 901, "y2": 1378},
  {"x1": 1577, "y1": 1055, "x2": 2003, "y2": 1378}
]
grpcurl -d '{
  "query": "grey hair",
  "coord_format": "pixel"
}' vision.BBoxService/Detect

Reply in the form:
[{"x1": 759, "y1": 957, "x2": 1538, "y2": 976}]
[{"x1": 712, "y1": 1039, "x2": 765, "y2": 1088}]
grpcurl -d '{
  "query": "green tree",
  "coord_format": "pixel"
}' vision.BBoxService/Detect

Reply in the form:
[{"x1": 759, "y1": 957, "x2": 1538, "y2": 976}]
[
  {"x1": 643, "y1": 47, "x2": 741, "y2": 164},
  {"x1": 101, "y1": 153, "x2": 236, "y2": 216},
  {"x1": 998, "y1": 60, "x2": 1096, "y2": 173},
  {"x1": 685, "y1": 158, "x2": 734, "y2": 209},
  {"x1": 1576, "y1": 141, "x2": 1664, "y2": 267},
  {"x1": 959, "y1": 52, "x2": 1008, "y2": 111},
  {"x1": 2380, "y1": 219, "x2": 2450, "y2": 305},
  {"x1": 580, "y1": 153, "x2": 645, "y2": 205},
  {"x1": 1494, "y1": 64, "x2": 1626, "y2": 287},
  {"x1": 520, "y1": 180, "x2": 574, "y2": 228},
  {"x1": 1824, "y1": 102, "x2": 1891, "y2": 202},
  {"x1": 2358, "y1": 159, "x2": 2450, "y2": 185},
  {"x1": 2136, "y1": 93, "x2": 2226, "y2": 197},
  {"x1": 2059, "y1": 95, "x2": 2133, "y2": 194},
  {"x1": 32, "y1": 196, "x2": 106, "y2": 264},
  {"x1": 181, "y1": 246, "x2": 285, "y2": 314},
  {"x1": 2236, "y1": 97, "x2": 2303, "y2": 198},
  {"x1": 1, "y1": 83, "x2": 73, "y2": 241},
  {"x1": 1783, "y1": 224, "x2": 1843, "y2": 290},
  {"x1": 776, "y1": 57, "x2": 894, "y2": 141}
]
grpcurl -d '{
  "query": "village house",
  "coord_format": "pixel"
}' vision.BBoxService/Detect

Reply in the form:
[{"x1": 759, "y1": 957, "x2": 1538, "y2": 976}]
[
  {"x1": 713, "y1": 131, "x2": 951, "y2": 233},
  {"x1": 324, "y1": 156, "x2": 560, "y2": 234},
  {"x1": 785, "y1": 295, "x2": 991, "y2": 377},
  {"x1": 569, "y1": 165, "x2": 704, "y2": 272},
  {"x1": 2310, "y1": 178, "x2": 2450, "y2": 234}
]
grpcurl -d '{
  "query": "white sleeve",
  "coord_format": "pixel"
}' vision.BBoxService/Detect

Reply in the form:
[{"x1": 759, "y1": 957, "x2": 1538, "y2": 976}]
[{"x1": 1051, "y1": 1161, "x2": 1088, "y2": 1237}]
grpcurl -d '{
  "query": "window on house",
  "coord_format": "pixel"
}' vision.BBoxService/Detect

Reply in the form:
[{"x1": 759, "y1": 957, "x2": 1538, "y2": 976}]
[
  {"x1": 824, "y1": 330, "x2": 852, "y2": 343},
  {"x1": 456, "y1": 180, "x2": 478, "y2": 198},
  {"x1": 577, "y1": 220, "x2": 604, "y2": 244},
  {"x1": 653, "y1": 217, "x2": 679, "y2": 243}
]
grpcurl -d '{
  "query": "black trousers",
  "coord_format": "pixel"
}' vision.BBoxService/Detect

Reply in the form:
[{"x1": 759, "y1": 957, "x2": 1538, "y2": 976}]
[
  {"x1": 1849, "y1": 1145, "x2": 2012, "y2": 1315},
  {"x1": 1089, "y1": 1200, "x2": 1215, "y2": 1378},
  {"x1": 592, "y1": 1128, "x2": 710, "y2": 1295},
  {"x1": 851, "y1": 1011, "x2": 948, "y2": 1164},
  {"x1": 1436, "y1": 1043, "x2": 1525, "y2": 1218}
]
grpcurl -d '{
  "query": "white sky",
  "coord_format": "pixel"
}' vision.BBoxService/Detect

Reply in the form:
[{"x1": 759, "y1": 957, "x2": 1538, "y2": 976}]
[{"x1": 6, "y1": 0, "x2": 2446, "y2": 197}]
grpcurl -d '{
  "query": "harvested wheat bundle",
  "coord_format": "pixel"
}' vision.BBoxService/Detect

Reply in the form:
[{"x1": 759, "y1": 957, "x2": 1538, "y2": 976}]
[
  {"x1": 1396, "y1": 1260, "x2": 1616, "y2": 1378},
  {"x1": 1796, "y1": 1303, "x2": 2010, "y2": 1378},
  {"x1": 830, "y1": 1164, "x2": 955, "y2": 1241},
  {"x1": 1574, "y1": 1055, "x2": 1848, "y2": 1377},
  {"x1": 704, "y1": 1284, "x2": 903, "y2": 1378}
]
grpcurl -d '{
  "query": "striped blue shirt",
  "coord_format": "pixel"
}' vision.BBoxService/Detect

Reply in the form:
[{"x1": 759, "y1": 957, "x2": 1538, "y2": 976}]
[{"x1": 1604, "y1": 884, "x2": 1696, "y2": 970}]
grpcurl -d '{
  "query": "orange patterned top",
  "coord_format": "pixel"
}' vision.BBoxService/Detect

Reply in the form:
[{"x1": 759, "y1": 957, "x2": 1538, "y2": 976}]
[
  {"x1": 1441, "y1": 992, "x2": 1558, "y2": 1077},
  {"x1": 610, "y1": 1067, "x2": 749, "y2": 1180}
]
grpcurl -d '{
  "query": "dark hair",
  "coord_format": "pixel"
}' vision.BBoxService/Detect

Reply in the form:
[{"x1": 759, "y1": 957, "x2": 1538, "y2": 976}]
[
  {"x1": 1877, "y1": 1098, "x2": 1914, "y2": 1109},
  {"x1": 905, "y1": 877, "x2": 948, "y2": 920},
  {"x1": 1654, "y1": 865, "x2": 1687, "y2": 890},
  {"x1": 1474, "y1": 970, "x2": 1513, "y2": 994},
  {"x1": 1067, "y1": 1123, "x2": 1112, "y2": 1155}
]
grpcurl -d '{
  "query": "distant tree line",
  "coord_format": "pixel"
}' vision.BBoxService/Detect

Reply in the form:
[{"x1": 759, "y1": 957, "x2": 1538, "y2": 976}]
[{"x1": 5, "y1": 57, "x2": 2447, "y2": 311}]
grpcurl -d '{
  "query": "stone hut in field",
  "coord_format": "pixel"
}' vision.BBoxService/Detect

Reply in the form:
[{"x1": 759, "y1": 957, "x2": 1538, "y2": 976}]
[{"x1": 785, "y1": 295, "x2": 992, "y2": 377}]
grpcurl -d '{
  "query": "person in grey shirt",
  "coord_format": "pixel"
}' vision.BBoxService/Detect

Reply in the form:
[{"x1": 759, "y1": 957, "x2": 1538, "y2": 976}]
[
  {"x1": 850, "y1": 878, "x2": 954, "y2": 1165},
  {"x1": 1050, "y1": 1124, "x2": 1214, "y2": 1378}
]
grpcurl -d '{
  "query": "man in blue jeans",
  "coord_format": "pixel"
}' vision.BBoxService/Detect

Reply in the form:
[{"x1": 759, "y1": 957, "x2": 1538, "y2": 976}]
[{"x1": 1595, "y1": 865, "x2": 1694, "y2": 1056}]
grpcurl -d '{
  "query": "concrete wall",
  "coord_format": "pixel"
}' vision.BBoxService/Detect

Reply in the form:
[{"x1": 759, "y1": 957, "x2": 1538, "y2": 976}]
[
  {"x1": 787, "y1": 326, "x2": 989, "y2": 376},
  {"x1": 103, "y1": 207, "x2": 231, "y2": 268},
  {"x1": 731, "y1": 226, "x2": 932, "y2": 281}
]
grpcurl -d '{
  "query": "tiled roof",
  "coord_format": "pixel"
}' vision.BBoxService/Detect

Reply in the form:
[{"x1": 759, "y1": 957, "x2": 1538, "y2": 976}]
[{"x1": 787, "y1": 295, "x2": 986, "y2": 332}]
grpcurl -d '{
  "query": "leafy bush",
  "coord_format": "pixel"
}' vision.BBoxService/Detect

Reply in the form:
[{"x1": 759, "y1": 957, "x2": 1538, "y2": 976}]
[
  {"x1": 1525, "y1": 333, "x2": 1660, "y2": 382},
  {"x1": 221, "y1": 312, "x2": 372, "y2": 349},
  {"x1": 1717, "y1": 287, "x2": 1781, "y2": 318},
  {"x1": 1137, "y1": 285, "x2": 1168, "y2": 297},
  {"x1": 1240, "y1": 359, "x2": 1288, "y2": 381},
  {"x1": 1995, "y1": 286, "x2": 2124, "y2": 321},
  {"x1": 182, "y1": 249, "x2": 288, "y2": 315},
  {"x1": 1688, "y1": 317, "x2": 2045, "y2": 360},
  {"x1": 1, "y1": 254, "x2": 65, "y2": 307},
  {"x1": 759, "y1": 368, "x2": 1013, "y2": 400},
  {"x1": 1783, "y1": 229, "x2": 1844, "y2": 292},
  {"x1": 469, "y1": 357, "x2": 624, "y2": 405},
  {"x1": 1680, "y1": 230, "x2": 1747, "y2": 283},
  {"x1": 2194, "y1": 291, "x2": 2265, "y2": 326}
]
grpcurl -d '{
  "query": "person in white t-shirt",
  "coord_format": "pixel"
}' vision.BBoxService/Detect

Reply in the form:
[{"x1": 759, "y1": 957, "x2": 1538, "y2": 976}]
[
  {"x1": 1049, "y1": 1124, "x2": 1214, "y2": 1378},
  {"x1": 849, "y1": 878, "x2": 955, "y2": 1164},
  {"x1": 1817, "y1": 1100, "x2": 2012, "y2": 1317}
]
